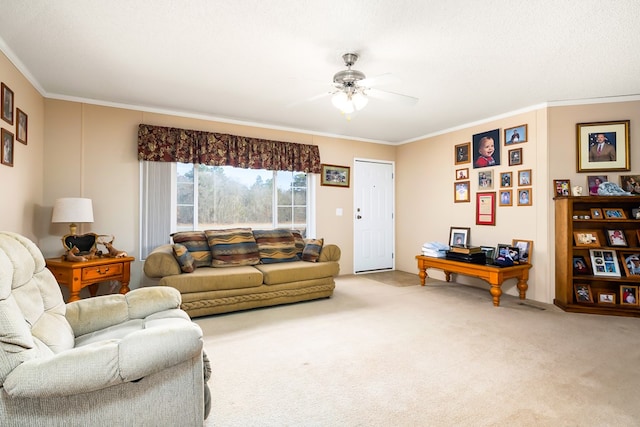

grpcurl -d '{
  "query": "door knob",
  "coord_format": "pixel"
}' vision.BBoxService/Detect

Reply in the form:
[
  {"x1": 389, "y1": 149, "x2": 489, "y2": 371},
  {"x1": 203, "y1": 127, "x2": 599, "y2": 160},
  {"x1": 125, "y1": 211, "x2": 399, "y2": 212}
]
[{"x1": 356, "y1": 215, "x2": 362, "y2": 219}]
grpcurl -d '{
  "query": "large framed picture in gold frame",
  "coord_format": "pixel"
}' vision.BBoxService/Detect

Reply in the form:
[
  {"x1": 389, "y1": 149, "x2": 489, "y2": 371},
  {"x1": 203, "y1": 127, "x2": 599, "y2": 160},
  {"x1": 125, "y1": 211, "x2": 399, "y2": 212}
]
[
  {"x1": 577, "y1": 120, "x2": 630, "y2": 172},
  {"x1": 320, "y1": 164, "x2": 350, "y2": 187}
]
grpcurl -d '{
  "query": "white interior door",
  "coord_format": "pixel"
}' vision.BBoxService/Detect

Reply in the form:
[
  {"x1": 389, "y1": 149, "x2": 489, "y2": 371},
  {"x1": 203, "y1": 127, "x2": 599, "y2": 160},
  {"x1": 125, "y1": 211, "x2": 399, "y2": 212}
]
[{"x1": 353, "y1": 159, "x2": 394, "y2": 273}]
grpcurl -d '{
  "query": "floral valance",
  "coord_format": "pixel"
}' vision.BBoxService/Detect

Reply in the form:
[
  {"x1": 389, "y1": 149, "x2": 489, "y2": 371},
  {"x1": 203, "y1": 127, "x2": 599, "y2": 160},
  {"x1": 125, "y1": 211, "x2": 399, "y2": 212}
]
[{"x1": 137, "y1": 124, "x2": 321, "y2": 173}]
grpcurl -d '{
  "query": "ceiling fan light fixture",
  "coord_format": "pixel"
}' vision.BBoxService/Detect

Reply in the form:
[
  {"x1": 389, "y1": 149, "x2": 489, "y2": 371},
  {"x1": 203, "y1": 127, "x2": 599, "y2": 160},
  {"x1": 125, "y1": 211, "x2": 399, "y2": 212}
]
[
  {"x1": 352, "y1": 91, "x2": 368, "y2": 111},
  {"x1": 331, "y1": 91, "x2": 354, "y2": 114}
]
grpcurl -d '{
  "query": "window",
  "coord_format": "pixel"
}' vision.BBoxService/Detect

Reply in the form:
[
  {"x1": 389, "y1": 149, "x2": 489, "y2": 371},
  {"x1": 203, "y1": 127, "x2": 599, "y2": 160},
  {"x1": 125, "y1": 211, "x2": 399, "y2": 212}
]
[
  {"x1": 176, "y1": 163, "x2": 312, "y2": 232},
  {"x1": 140, "y1": 162, "x2": 315, "y2": 259}
]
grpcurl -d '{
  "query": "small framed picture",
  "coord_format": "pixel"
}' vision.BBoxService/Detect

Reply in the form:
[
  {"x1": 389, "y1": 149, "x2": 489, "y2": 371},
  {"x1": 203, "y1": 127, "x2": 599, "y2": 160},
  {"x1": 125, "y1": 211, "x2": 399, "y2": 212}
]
[
  {"x1": 455, "y1": 142, "x2": 471, "y2": 165},
  {"x1": 597, "y1": 292, "x2": 616, "y2": 305},
  {"x1": 512, "y1": 239, "x2": 533, "y2": 264},
  {"x1": 504, "y1": 124, "x2": 527, "y2": 145},
  {"x1": 508, "y1": 148, "x2": 522, "y2": 166},
  {"x1": 500, "y1": 172, "x2": 512, "y2": 187},
  {"x1": 495, "y1": 244, "x2": 520, "y2": 265},
  {"x1": 499, "y1": 189, "x2": 512, "y2": 206},
  {"x1": 16, "y1": 108, "x2": 27, "y2": 145},
  {"x1": 320, "y1": 164, "x2": 350, "y2": 187},
  {"x1": 577, "y1": 120, "x2": 630, "y2": 172},
  {"x1": 619, "y1": 175, "x2": 640, "y2": 194},
  {"x1": 589, "y1": 249, "x2": 621, "y2": 278},
  {"x1": 472, "y1": 129, "x2": 500, "y2": 169},
  {"x1": 553, "y1": 179, "x2": 571, "y2": 197},
  {"x1": 603, "y1": 208, "x2": 626, "y2": 219},
  {"x1": 454, "y1": 181, "x2": 470, "y2": 203},
  {"x1": 590, "y1": 208, "x2": 603, "y2": 219},
  {"x1": 1, "y1": 82, "x2": 14, "y2": 125},
  {"x1": 632, "y1": 208, "x2": 640, "y2": 220},
  {"x1": 620, "y1": 285, "x2": 638, "y2": 305},
  {"x1": 619, "y1": 252, "x2": 640, "y2": 277},
  {"x1": 518, "y1": 169, "x2": 532, "y2": 186},
  {"x1": 574, "y1": 284, "x2": 593, "y2": 303},
  {"x1": 1, "y1": 128, "x2": 13, "y2": 167},
  {"x1": 478, "y1": 170, "x2": 493, "y2": 189},
  {"x1": 573, "y1": 230, "x2": 600, "y2": 247},
  {"x1": 449, "y1": 227, "x2": 471, "y2": 247},
  {"x1": 587, "y1": 175, "x2": 608, "y2": 195},
  {"x1": 573, "y1": 255, "x2": 591, "y2": 275},
  {"x1": 455, "y1": 167, "x2": 469, "y2": 180},
  {"x1": 605, "y1": 229, "x2": 627, "y2": 247},
  {"x1": 517, "y1": 188, "x2": 532, "y2": 206}
]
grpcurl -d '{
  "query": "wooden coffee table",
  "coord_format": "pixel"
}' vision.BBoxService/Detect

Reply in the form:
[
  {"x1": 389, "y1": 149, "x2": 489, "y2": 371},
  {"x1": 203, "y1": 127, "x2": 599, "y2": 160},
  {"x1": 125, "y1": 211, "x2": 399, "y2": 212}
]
[{"x1": 415, "y1": 255, "x2": 532, "y2": 306}]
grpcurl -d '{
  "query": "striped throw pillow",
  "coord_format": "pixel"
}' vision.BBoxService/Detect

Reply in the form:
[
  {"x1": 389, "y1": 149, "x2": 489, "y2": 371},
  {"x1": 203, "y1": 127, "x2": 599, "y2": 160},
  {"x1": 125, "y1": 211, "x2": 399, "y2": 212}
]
[
  {"x1": 172, "y1": 243, "x2": 196, "y2": 273},
  {"x1": 302, "y1": 238, "x2": 324, "y2": 262},
  {"x1": 171, "y1": 231, "x2": 212, "y2": 268},
  {"x1": 253, "y1": 229, "x2": 299, "y2": 264},
  {"x1": 205, "y1": 228, "x2": 260, "y2": 267}
]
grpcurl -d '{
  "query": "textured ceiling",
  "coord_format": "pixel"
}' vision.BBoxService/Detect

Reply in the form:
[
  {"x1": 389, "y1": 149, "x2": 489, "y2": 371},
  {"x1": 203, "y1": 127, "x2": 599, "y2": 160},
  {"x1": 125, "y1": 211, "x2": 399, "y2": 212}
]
[{"x1": 1, "y1": 0, "x2": 639, "y2": 143}]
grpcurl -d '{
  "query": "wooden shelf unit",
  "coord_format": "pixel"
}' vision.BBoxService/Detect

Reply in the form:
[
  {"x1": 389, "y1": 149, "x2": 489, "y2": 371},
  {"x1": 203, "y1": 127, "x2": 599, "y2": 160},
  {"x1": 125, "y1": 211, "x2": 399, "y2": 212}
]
[{"x1": 554, "y1": 195, "x2": 640, "y2": 317}]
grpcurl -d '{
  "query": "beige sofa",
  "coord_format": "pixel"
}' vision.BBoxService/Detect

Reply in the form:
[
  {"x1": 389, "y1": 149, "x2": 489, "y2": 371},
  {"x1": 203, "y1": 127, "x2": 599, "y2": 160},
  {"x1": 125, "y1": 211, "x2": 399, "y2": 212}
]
[{"x1": 143, "y1": 228, "x2": 341, "y2": 318}]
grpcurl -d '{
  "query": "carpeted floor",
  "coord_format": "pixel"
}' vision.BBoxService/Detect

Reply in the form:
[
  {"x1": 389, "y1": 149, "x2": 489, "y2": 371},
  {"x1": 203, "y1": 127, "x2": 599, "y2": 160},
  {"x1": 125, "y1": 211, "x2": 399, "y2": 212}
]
[{"x1": 197, "y1": 273, "x2": 640, "y2": 426}]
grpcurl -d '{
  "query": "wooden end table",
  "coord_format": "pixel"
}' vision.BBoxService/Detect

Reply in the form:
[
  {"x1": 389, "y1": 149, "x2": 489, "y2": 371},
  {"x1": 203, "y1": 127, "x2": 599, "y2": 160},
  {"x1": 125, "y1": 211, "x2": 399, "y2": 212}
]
[{"x1": 46, "y1": 256, "x2": 135, "y2": 302}]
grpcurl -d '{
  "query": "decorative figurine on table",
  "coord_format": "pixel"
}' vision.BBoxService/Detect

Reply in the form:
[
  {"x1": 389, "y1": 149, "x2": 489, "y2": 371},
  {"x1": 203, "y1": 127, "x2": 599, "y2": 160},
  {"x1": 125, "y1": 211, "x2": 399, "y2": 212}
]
[
  {"x1": 64, "y1": 245, "x2": 88, "y2": 262},
  {"x1": 98, "y1": 235, "x2": 128, "y2": 258},
  {"x1": 572, "y1": 185, "x2": 583, "y2": 196}
]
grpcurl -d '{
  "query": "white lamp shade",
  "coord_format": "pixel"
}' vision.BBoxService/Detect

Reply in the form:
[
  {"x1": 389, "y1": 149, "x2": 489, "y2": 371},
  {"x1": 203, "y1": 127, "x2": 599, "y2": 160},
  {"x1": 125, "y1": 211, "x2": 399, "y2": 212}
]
[
  {"x1": 52, "y1": 198, "x2": 94, "y2": 224},
  {"x1": 352, "y1": 92, "x2": 369, "y2": 111}
]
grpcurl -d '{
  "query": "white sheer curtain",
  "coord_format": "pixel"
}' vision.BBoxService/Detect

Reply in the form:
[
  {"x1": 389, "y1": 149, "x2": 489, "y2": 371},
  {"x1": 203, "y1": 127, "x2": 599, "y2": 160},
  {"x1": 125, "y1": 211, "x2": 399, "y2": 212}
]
[{"x1": 139, "y1": 161, "x2": 174, "y2": 259}]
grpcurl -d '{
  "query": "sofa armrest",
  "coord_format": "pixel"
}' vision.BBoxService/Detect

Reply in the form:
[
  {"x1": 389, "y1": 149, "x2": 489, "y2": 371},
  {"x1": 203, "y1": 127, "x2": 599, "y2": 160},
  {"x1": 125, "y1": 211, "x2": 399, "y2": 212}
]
[
  {"x1": 65, "y1": 287, "x2": 183, "y2": 337},
  {"x1": 144, "y1": 244, "x2": 182, "y2": 278},
  {"x1": 3, "y1": 320, "x2": 202, "y2": 398},
  {"x1": 319, "y1": 244, "x2": 341, "y2": 262}
]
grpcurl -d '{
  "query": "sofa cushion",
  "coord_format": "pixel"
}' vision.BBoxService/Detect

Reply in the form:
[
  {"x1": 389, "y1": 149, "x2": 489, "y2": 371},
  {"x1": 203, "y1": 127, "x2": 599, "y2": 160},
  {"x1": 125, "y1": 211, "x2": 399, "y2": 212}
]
[
  {"x1": 255, "y1": 261, "x2": 339, "y2": 285},
  {"x1": 302, "y1": 238, "x2": 324, "y2": 262},
  {"x1": 205, "y1": 228, "x2": 261, "y2": 267},
  {"x1": 159, "y1": 266, "x2": 263, "y2": 293},
  {"x1": 291, "y1": 230, "x2": 305, "y2": 259},
  {"x1": 172, "y1": 244, "x2": 196, "y2": 273},
  {"x1": 253, "y1": 229, "x2": 299, "y2": 264},
  {"x1": 171, "y1": 231, "x2": 212, "y2": 268}
]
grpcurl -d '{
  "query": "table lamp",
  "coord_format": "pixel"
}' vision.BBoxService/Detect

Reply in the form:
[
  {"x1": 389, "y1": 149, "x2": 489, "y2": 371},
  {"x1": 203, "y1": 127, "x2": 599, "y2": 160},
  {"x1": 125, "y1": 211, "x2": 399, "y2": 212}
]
[{"x1": 51, "y1": 198, "x2": 94, "y2": 236}]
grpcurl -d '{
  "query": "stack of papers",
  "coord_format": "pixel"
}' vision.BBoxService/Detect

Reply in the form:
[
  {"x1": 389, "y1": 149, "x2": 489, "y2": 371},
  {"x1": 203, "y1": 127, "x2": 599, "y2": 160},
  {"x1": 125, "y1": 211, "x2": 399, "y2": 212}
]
[{"x1": 421, "y1": 241, "x2": 449, "y2": 258}]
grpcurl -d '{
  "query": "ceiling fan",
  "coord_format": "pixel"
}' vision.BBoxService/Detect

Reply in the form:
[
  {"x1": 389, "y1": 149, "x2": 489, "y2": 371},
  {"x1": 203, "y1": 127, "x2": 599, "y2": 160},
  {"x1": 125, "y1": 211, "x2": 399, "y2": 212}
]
[{"x1": 329, "y1": 53, "x2": 419, "y2": 115}]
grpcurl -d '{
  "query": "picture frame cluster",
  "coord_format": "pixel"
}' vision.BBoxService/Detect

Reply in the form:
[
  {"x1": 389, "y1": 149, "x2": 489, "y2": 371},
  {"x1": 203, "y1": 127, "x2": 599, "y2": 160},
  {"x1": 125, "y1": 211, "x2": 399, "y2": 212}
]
[
  {"x1": 453, "y1": 123, "x2": 533, "y2": 222},
  {"x1": 1, "y1": 81, "x2": 28, "y2": 168}
]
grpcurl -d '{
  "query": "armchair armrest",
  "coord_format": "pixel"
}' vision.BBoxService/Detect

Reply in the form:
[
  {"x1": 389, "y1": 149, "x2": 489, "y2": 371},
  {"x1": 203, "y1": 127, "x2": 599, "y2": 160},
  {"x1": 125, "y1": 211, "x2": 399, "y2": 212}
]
[
  {"x1": 65, "y1": 287, "x2": 182, "y2": 337},
  {"x1": 144, "y1": 244, "x2": 182, "y2": 278},
  {"x1": 3, "y1": 320, "x2": 202, "y2": 398}
]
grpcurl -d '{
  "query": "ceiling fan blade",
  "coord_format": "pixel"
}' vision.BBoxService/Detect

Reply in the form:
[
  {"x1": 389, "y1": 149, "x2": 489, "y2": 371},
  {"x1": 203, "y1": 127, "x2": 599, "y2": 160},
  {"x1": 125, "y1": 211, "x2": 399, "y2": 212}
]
[
  {"x1": 359, "y1": 73, "x2": 399, "y2": 88},
  {"x1": 367, "y1": 88, "x2": 419, "y2": 106}
]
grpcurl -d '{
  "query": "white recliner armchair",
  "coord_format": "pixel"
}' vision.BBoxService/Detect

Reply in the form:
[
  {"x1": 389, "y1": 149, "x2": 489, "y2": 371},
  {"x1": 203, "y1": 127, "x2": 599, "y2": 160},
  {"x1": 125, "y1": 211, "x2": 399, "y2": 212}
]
[{"x1": 0, "y1": 231, "x2": 209, "y2": 426}]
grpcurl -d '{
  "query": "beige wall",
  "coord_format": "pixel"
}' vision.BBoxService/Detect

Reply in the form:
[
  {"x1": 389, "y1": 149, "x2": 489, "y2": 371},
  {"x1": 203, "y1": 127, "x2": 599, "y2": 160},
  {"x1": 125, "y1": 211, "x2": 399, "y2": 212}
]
[{"x1": 0, "y1": 51, "x2": 45, "y2": 241}]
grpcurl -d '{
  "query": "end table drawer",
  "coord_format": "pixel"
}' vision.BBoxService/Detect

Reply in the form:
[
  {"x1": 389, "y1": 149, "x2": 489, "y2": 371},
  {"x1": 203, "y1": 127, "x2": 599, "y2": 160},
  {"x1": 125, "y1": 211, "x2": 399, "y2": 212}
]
[{"x1": 82, "y1": 263, "x2": 123, "y2": 281}]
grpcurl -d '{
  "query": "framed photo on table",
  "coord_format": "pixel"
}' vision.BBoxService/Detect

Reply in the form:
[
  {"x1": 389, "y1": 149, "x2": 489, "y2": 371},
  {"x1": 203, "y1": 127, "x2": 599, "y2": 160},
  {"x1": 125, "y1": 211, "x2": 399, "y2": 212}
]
[
  {"x1": 619, "y1": 175, "x2": 640, "y2": 194},
  {"x1": 476, "y1": 192, "x2": 496, "y2": 225},
  {"x1": 577, "y1": 120, "x2": 630, "y2": 172},
  {"x1": 603, "y1": 208, "x2": 626, "y2": 219},
  {"x1": 587, "y1": 175, "x2": 608, "y2": 195},
  {"x1": 620, "y1": 285, "x2": 638, "y2": 305},
  {"x1": 573, "y1": 255, "x2": 591, "y2": 275},
  {"x1": 574, "y1": 284, "x2": 593, "y2": 303},
  {"x1": 573, "y1": 230, "x2": 600, "y2": 247},
  {"x1": 597, "y1": 292, "x2": 616, "y2": 305},
  {"x1": 619, "y1": 252, "x2": 640, "y2": 277},
  {"x1": 320, "y1": 164, "x2": 350, "y2": 187},
  {"x1": 553, "y1": 179, "x2": 571, "y2": 197},
  {"x1": 512, "y1": 239, "x2": 533, "y2": 264},
  {"x1": 449, "y1": 227, "x2": 470, "y2": 247},
  {"x1": 605, "y1": 229, "x2": 627, "y2": 247}
]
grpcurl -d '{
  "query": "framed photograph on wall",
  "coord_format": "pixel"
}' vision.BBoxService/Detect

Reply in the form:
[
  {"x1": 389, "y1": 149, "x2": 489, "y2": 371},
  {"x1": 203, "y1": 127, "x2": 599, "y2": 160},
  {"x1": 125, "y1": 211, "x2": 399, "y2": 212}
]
[
  {"x1": 587, "y1": 175, "x2": 608, "y2": 195},
  {"x1": 1, "y1": 83, "x2": 14, "y2": 125},
  {"x1": 499, "y1": 189, "x2": 512, "y2": 206},
  {"x1": 455, "y1": 167, "x2": 469, "y2": 180},
  {"x1": 320, "y1": 164, "x2": 350, "y2": 187},
  {"x1": 577, "y1": 120, "x2": 630, "y2": 172},
  {"x1": 589, "y1": 249, "x2": 621, "y2": 278},
  {"x1": 454, "y1": 181, "x2": 470, "y2": 203},
  {"x1": 455, "y1": 142, "x2": 470, "y2": 165},
  {"x1": 1, "y1": 128, "x2": 13, "y2": 167},
  {"x1": 504, "y1": 124, "x2": 527, "y2": 145},
  {"x1": 476, "y1": 192, "x2": 496, "y2": 225},
  {"x1": 478, "y1": 170, "x2": 493, "y2": 189},
  {"x1": 508, "y1": 147, "x2": 522, "y2": 166},
  {"x1": 449, "y1": 227, "x2": 470, "y2": 247},
  {"x1": 517, "y1": 188, "x2": 532, "y2": 206},
  {"x1": 16, "y1": 108, "x2": 27, "y2": 145},
  {"x1": 472, "y1": 129, "x2": 500, "y2": 169},
  {"x1": 500, "y1": 172, "x2": 512, "y2": 187},
  {"x1": 518, "y1": 169, "x2": 532, "y2": 186}
]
